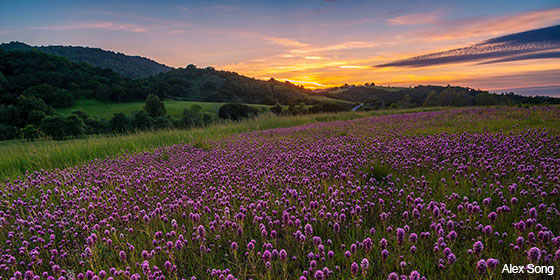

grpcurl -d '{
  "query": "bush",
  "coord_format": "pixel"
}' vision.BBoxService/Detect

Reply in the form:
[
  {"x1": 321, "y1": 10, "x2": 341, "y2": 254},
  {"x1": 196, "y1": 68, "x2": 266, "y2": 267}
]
[
  {"x1": 39, "y1": 116, "x2": 67, "y2": 139},
  {"x1": 144, "y1": 94, "x2": 167, "y2": 118},
  {"x1": 309, "y1": 103, "x2": 345, "y2": 114},
  {"x1": 182, "y1": 105, "x2": 205, "y2": 127},
  {"x1": 21, "y1": 125, "x2": 40, "y2": 140},
  {"x1": 218, "y1": 103, "x2": 258, "y2": 120},
  {"x1": 0, "y1": 123, "x2": 17, "y2": 140},
  {"x1": 39, "y1": 115, "x2": 85, "y2": 139},
  {"x1": 85, "y1": 117, "x2": 110, "y2": 134},
  {"x1": 64, "y1": 115, "x2": 86, "y2": 137},
  {"x1": 110, "y1": 112, "x2": 131, "y2": 133},
  {"x1": 288, "y1": 103, "x2": 308, "y2": 115},
  {"x1": 270, "y1": 103, "x2": 283, "y2": 114},
  {"x1": 27, "y1": 110, "x2": 46, "y2": 126},
  {"x1": 132, "y1": 110, "x2": 154, "y2": 130},
  {"x1": 154, "y1": 116, "x2": 172, "y2": 129},
  {"x1": 71, "y1": 110, "x2": 89, "y2": 121},
  {"x1": 0, "y1": 104, "x2": 21, "y2": 126}
]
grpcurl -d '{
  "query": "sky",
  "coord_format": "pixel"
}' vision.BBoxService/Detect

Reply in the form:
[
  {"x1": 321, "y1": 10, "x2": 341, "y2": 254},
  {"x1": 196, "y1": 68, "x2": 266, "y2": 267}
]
[{"x1": 1, "y1": 0, "x2": 559, "y2": 95}]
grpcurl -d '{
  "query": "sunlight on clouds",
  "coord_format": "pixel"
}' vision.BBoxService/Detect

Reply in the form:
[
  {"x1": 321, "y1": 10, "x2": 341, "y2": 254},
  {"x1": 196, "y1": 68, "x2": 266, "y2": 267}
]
[{"x1": 386, "y1": 11, "x2": 441, "y2": 26}]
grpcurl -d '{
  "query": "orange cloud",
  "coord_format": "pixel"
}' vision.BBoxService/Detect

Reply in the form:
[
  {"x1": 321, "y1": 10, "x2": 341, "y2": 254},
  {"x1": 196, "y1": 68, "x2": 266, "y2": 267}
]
[
  {"x1": 265, "y1": 37, "x2": 310, "y2": 48},
  {"x1": 418, "y1": 8, "x2": 560, "y2": 41}
]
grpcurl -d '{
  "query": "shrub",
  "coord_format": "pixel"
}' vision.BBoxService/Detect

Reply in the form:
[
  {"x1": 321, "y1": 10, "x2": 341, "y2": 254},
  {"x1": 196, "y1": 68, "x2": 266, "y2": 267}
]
[
  {"x1": 21, "y1": 125, "x2": 41, "y2": 140},
  {"x1": 144, "y1": 94, "x2": 167, "y2": 118},
  {"x1": 132, "y1": 110, "x2": 154, "y2": 130},
  {"x1": 0, "y1": 123, "x2": 17, "y2": 140},
  {"x1": 218, "y1": 103, "x2": 258, "y2": 120},
  {"x1": 182, "y1": 105, "x2": 205, "y2": 127},
  {"x1": 39, "y1": 115, "x2": 85, "y2": 139},
  {"x1": 154, "y1": 116, "x2": 173, "y2": 129},
  {"x1": 110, "y1": 112, "x2": 132, "y2": 133},
  {"x1": 270, "y1": 103, "x2": 283, "y2": 114},
  {"x1": 309, "y1": 103, "x2": 345, "y2": 114}
]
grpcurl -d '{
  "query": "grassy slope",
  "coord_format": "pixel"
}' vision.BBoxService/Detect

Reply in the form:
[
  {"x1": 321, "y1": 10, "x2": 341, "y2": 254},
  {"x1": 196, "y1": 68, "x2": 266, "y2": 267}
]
[
  {"x1": 56, "y1": 99, "x2": 272, "y2": 118},
  {"x1": 56, "y1": 97, "x2": 355, "y2": 119},
  {"x1": 0, "y1": 107, "x2": 447, "y2": 180}
]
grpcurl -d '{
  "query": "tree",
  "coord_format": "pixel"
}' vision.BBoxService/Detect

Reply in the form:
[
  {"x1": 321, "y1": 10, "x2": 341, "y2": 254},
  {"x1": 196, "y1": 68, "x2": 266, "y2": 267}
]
[
  {"x1": 23, "y1": 84, "x2": 74, "y2": 108},
  {"x1": 399, "y1": 94, "x2": 413, "y2": 108},
  {"x1": 17, "y1": 94, "x2": 53, "y2": 119},
  {"x1": 475, "y1": 92, "x2": 497, "y2": 106},
  {"x1": 143, "y1": 94, "x2": 167, "y2": 118},
  {"x1": 423, "y1": 91, "x2": 439, "y2": 107},
  {"x1": 27, "y1": 110, "x2": 46, "y2": 125}
]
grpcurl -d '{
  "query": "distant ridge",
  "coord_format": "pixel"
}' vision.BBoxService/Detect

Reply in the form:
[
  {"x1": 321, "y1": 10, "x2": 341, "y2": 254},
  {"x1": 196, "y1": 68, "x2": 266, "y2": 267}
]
[{"x1": 0, "y1": 41, "x2": 173, "y2": 79}]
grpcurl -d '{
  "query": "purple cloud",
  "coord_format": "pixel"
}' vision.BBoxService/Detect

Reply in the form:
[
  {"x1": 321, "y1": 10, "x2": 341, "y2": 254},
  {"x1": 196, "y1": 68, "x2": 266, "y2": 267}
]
[{"x1": 376, "y1": 25, "x2": 560, "y2": 67}]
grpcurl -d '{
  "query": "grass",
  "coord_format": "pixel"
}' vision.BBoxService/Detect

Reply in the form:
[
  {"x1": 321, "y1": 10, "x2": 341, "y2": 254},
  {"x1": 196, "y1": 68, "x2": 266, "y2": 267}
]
[
  {"x1": 0, "y1": 107, "x2": 450, "y2": 180},
  {"x1": 56, "y1": 99, "x2": 272, "y2": 119}
]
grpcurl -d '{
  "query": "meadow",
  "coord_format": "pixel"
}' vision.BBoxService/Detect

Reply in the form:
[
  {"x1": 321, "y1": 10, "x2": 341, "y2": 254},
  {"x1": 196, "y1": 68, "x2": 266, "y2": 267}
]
[
  {"x1": 0, "y1": 107, "x2": 445, "y2": 180},
  {"x1": 55, "y1": 99, "x2": 270, "y2": 119},
  {"x1": 0, "y1": 106, "x2": 559, "y2": 280}
]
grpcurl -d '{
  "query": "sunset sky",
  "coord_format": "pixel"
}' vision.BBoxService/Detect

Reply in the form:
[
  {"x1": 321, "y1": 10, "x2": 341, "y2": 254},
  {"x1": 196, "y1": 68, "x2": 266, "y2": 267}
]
[{"x1": 1, "y1": 0, "x2": 559, "y2": 94}]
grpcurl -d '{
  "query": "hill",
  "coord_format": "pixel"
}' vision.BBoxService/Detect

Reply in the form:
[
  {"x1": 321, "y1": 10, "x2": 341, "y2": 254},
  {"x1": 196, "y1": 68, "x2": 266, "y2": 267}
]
[
  {"x1": 0, "y1": 49, "x2": 336, "y2": 106},
  {"x1": 0, "y1": 41, "x2": 172, "y2": 79},
  {"x1": 0, "y1": 49, "x2": 353, "y2": 140},
  {"x1": 313, "y1": 84, "x2": 560, "y2": 109}
]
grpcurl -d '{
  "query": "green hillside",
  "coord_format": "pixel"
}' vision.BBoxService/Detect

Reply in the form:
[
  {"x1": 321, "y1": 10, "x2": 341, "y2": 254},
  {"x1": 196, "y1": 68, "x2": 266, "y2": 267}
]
[
  {"x1": 0, "y1": 41, "x2": 172, "y2": 78},
  {"x1": 56, "y1": 99, "x2": 271, "y2": 119}
]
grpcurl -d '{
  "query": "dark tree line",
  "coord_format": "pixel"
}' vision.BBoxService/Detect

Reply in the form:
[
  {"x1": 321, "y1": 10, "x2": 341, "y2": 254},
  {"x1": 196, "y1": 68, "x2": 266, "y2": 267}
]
[
  {"x1": 1, "y1": 41, "x2": 172, "y2": 79},
  {"x1": 314, "y1": 84, "x2": 559, "y2": 110},
  {"x1": 1, "y1": 48, "x2": 558, "y2": 141}
]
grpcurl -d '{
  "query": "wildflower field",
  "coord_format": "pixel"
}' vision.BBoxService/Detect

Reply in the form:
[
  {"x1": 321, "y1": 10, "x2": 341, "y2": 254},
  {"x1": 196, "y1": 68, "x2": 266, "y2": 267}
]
[{"x1": 1, "y1": 107, "x2": 559, "y2": 280}]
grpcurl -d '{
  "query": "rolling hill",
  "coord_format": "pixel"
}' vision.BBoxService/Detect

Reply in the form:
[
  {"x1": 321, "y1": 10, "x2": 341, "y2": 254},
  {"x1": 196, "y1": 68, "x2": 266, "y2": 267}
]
[{"x1": 0, "y1": 41, "x2": 172, "y2": 79}]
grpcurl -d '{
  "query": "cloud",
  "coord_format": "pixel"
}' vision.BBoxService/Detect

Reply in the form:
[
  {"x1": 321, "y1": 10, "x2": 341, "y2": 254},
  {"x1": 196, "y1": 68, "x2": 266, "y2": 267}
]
[
  {"x1": 386, "y1": 12, "x2": 440, "y2": 26},
  {"x1": 201, "y1": 5, "x2": 240, "y2": 12},
  {"x1": 265, "y1": 37, "x2": 310, "y2": 48},
  {"x1": 27, "y1": 22, "x2": 153, "y2": 33},
  {"x1": 417, "y1": 8, "x2": 560, "y2": 41},
  {"x1": 376, "y1": 25, "x2": 560, "y2": 67},
  {"x1": 458, "y1": 69, "x2": 560, "y2": 94}
]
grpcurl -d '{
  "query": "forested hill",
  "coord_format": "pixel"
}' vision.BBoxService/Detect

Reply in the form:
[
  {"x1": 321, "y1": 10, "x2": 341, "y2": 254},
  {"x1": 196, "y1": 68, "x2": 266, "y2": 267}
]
[
  {"x1": 0, "y1": 49, "x2": 316, "y2": 106},
  {"x1": 0, "y1": 41, "x2": 172, "y2": 79},
  {"x1": 312, "y1": 84, "x2": 560, "y2": 109}
]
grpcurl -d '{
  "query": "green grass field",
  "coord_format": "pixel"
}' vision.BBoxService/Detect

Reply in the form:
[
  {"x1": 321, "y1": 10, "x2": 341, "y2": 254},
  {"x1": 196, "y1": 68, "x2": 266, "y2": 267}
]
[
  {"x1": 1, "y1": 107, "x2": 449, "y2": 180},
  {"x1": 56, "y1": 97, "x2": 356, "y2": 119},
  {"x1": 56, "y1": 99, "x2": 272, "y2": 119}
]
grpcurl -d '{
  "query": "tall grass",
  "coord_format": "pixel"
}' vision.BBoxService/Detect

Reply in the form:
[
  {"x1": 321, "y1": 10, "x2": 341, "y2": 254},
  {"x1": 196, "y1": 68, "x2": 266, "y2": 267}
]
[{"x1": 0, "y1": 107, "x2": 451, "y2": 180}]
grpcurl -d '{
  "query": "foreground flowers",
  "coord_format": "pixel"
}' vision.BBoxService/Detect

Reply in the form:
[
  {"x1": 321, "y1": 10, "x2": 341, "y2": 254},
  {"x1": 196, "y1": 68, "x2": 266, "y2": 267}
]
[{"x1": 0, "y1": 107, "x2": 559, "y2": 279}]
